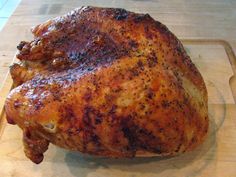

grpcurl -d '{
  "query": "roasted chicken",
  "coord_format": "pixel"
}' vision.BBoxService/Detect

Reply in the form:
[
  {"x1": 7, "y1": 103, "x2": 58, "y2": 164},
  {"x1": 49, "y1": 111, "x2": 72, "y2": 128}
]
[{"x1": 4, "y1": 7, "x2": 208, "y2": 164}]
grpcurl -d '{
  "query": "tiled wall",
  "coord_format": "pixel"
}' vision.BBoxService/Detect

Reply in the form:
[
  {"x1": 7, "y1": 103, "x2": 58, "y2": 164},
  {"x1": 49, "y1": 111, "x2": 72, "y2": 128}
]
[{"x1": 0, "y1": 0, "x2": 21, "y2": 31}]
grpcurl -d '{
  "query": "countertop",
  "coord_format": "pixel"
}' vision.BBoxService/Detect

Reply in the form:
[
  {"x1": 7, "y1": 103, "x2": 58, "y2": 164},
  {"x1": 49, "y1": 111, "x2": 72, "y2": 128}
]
[{"x1": 0, "y1": 1, "x2": 236, "y2": 177}]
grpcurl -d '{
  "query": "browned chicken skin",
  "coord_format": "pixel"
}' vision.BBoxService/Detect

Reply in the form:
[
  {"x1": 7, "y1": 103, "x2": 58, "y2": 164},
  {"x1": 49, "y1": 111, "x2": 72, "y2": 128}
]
[{"x1": 5, "y1": 7, "x2": 208, "y2": 164}]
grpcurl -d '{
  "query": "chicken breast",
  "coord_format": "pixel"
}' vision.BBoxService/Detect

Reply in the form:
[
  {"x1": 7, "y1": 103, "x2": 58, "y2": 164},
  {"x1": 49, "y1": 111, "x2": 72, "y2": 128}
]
[{"x1": 4, "y1": 6, "x2": 208, "y2": 164}]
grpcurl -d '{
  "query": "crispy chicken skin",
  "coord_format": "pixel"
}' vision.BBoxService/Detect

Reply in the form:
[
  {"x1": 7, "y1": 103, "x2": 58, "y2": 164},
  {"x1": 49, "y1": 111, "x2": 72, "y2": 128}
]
[{"x1": 4, "y1": 7, "x2": 208, "y2": 164}]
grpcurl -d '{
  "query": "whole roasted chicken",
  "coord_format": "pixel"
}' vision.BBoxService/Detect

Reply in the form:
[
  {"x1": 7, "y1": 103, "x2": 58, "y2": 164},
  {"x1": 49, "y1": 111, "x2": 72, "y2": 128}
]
[{"x1": 4, "y1": 7, "x2": 208, "y2": 164}]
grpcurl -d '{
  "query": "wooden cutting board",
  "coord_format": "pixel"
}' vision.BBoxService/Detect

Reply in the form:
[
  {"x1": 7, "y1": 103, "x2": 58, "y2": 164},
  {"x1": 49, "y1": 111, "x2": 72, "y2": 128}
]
[{"x1": 0, "y1": 39, "x2": 236, "y2": 177}]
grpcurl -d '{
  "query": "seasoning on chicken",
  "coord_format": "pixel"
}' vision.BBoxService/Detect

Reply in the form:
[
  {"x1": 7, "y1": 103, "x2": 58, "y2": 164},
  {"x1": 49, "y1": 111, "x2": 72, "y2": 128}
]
[{"x1": 5, "y1": 6, "x2": 208, "y2": 164}]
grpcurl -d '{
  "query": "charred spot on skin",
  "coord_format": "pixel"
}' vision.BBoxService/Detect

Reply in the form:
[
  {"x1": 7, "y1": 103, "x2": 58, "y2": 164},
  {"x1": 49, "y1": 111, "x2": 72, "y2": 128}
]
[
  {"x1": 137, "y1": 127, "x2": 161, "y2": 151},
  {"x1": 67, "y1": 127, "x2": 80, "y2": 136},
  {"x1": 139, "y1": 103, "x2": 146, "y2": 110},
  {"x1": 17, "y1": 41, "x2": 28, "y2": 50},
  {"x1": 34, "y1": 101, "x2": 43, "y2": 110},
  {"x1": 155, "y1": 21, "x2": 169, "y2": 34},
  {"x1": 122, "y1": 127, "x2": 136, "y2": 151},
  {"x1": 121, "y1": 117, "x2": 137, "y2": 154},
  {"x1": 83, "y1": 92, "x2": 92, "y2": 102},
  {"x1": 82, "y1": 106, "x2": 103, "y2": 151},
  {"x1": 129, "y1": 67, "x2": 140, "y2": 77},
  {"x1": 137, "y1": 60, "x2": 144, "y2": 70},
  {"x1": 95, "y1": 116, "x2": 102, "y2": 124},
  {"x1": 67, "y1": 129, "x2": 73, "y2": 136},
  {"x1": 134, "y1": 14, "x2": 151, "y2": 23},
  {"x1": 161, "y1": 100, "x2": 170, "y2": 108},
  {"x1": 147, "y1": 51, "x2": 158, "y2": 67},
  {"x1": 51, "y1": 91, "x2": 62, "y2": 102},
  {"x1": 64, "y1": 106, "x2": 76, "y2": 120},
  {"x1": 105, "y1": 94, "x2": 114, "y2": 102},
  {"x1": 108, "y1": 104, "x2": 115, "y2": 113},
  {"x1": 137, "y1": 128, "x2": 156, "y2": 139},
  {"x1": 58, "y1": 105, "x2": 76, "y2": 124},
  {"x1": 153, "y1": 146, "x2": 162, "y2": 154},
  {"x1": 129, "y1": 40, "x2": 139, "y2": 49},
  {"x1": 144, "y1": 26, "x2": 153, "y2": 39},
  {"x1": 146, "y1": 89, "x2": 155, "y2": 99},
  {"x1": 175, "y1": 45, "x2": 183, "y2": 54},
  {"x1": 91, "y1": 134, "x2": 100, "y2": 146},
  {"x1": 191, "y1": 136, "x2": 197, "y2": 144},
  {"x1": 114, "y1": 8, "x2": 128, "y2": 20},
  {"x1": 82, "y1": 106, "x2": 103, "y2": 125}
]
